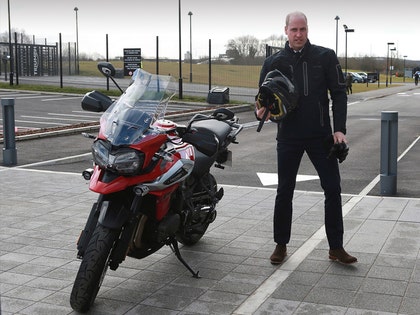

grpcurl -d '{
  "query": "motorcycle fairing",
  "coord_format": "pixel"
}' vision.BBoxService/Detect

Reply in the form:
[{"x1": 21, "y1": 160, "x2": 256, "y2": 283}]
[{"x1": 89, "y1": 141, "x2": 195, "y2": 195}]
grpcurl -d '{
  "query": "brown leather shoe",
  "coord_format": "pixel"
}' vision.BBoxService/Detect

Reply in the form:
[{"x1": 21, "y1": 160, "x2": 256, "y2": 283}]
[
  {"x1": 329, "y1": 248, "x2": 357, "y2": 264},
  {"x1": 270, "y1": 244, "x2": 287, "y2": 265}
]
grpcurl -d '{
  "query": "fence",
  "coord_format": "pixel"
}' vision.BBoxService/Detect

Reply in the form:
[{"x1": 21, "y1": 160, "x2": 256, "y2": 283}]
[
  {"x1": 0, "y1": 39, "x2": 79, "y2": 80},
  {"x1": 0, "y1": 41, "x2": 286, "y2": 99},
  {"x1": 0, "y1": 42, "x2": 58, "y2": 77}
]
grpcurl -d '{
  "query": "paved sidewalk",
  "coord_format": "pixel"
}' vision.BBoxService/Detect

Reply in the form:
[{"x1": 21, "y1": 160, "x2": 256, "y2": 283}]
[{"x1": 1, "y1": 167, "x2": 420, "y2": 314}]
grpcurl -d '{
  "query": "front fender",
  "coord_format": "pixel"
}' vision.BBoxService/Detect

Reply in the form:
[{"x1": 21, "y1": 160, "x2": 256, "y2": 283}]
[{"x1": 98, "y1": 200, "x2": 130, "y2": 229}]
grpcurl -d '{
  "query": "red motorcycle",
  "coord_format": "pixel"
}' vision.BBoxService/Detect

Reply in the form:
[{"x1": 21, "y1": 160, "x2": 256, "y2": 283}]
[{"x1": 70, "y1": 62, "x2": 243, "y2": 313}]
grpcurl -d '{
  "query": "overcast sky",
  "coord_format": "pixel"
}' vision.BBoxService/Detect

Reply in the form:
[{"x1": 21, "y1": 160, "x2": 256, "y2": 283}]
[{"x1": 1, "y1": 0, "x2": 419, "y2": 62}]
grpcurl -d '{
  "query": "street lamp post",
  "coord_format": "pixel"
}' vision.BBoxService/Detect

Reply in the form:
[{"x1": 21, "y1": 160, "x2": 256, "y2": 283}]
[
  {"x1": 7, "y1": 0, "x2": 13, "y2": 85},
  {"x1": 188, "y1": 11, "x2": 193, "y2": 83},
  {"x1": 74, "y1": 7, "x2": 79, "y2": 75},
  {"x1": 178, "y1": 0, "x2": 183, "y2": 99},
  {"x1": 335, "y1": 16, "x2": 340, "y2": 56},
  {"x1": 390, "y1": 47, "x2": 396, "y2": 85},
  {"x1": 403, "y1": 55, "x2": 407, "y2": 83},
  {"x1": 343, "y1": 25, "x2": 354, "y2": 75},
  {"x1": 386, "y1": 42, "x2": 394, "y2": 87}
]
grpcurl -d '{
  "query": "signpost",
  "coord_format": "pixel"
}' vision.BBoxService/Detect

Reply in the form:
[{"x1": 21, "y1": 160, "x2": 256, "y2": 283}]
[{"x1": 123, "y1": 48, "x2": 141, "y2": 76}]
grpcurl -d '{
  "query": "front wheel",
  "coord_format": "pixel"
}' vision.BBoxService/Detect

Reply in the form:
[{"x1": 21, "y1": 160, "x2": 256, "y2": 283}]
[{"x1": 70, "y1": 224, "x2": 119, "y2": 313}]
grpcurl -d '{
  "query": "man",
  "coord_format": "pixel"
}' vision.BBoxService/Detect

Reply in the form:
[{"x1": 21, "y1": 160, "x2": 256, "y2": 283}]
[
  {"x1": 346, "y1": 73, "x2": 353, "y2": 94},
  {"x1": 256, "y1": 11, "x2": 357, "y2": 265}
]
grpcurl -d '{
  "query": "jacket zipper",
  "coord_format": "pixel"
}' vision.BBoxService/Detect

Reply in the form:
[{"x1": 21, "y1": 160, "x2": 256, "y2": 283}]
[
  {"x1": 319, "y1": 102, "x2": 324, "y2": 127},
  {"x1": 302, "y1": 62, "x2": 308, "y2": 96},
  {"x1": 302, "y1": 60, "x2": 323, "y2": 127}
]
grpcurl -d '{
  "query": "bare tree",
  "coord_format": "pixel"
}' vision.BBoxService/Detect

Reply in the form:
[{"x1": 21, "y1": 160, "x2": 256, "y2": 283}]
[
  {"x1": 225, "y1": 35, "x2": 260, "y2": 63},
  {"x1": 257, "y1": 34, "x2": 286, "y2": 56},
  {"x1": 262, "y1": 34, "x2": 287, "y2": 48},
  {"x1": 0, "y1": 28, "x2": 32, "y2": 43}
]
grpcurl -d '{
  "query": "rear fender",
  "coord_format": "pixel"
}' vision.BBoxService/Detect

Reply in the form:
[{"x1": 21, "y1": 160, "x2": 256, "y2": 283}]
[{"x1": 98, "y1": 200, "x2": 130, "y2": 229}]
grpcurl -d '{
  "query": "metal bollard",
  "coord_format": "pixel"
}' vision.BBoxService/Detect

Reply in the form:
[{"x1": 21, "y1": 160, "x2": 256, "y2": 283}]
[
  {"x1": 380, "y1": 111, "x2": 398, "y2": 196},
  {"x1": 2, "y1": 98, "x2": 17, "y2": 166}
]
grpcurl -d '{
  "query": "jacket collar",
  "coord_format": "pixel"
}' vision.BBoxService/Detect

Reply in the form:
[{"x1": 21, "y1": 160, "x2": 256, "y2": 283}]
[{"x1": 285, "y1": 40, "x2": 311, "y2": 55}]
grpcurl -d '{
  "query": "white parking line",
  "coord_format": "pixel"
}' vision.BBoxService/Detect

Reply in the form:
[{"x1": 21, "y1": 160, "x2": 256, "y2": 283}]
[
  {"x1": 16, "y1": 153, "x2": 91, "y2": 169},
  {"x1": 72, "y1": 110, "x2": 102, "y2": 116},
  {"x1": 16, "y1": 95, "x2": 57, "y2": 99},
  {"x1": 257, "y1": 172, "x2": 319, "y2": 185},
  {"x1": 48, "y1": 113, "x2": 101, "y2": 118},
  {"x1": 0, "y1": 93, "x2": 41, "y2": 97},
  {"x1": 13, "y1": 120, "x2": 68, "y2": 126},
  {"x1": 21, "y1": 115, "x2": 97, "y2": 122},
  {"x1": 42, "y1": 96, "x2": 83, "y2": 101}
]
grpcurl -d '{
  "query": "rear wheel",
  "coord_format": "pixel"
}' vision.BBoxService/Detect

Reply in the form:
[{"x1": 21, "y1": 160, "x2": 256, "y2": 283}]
[{"x1": 70, "y1": 224, "x2": 118, "y2": 313}]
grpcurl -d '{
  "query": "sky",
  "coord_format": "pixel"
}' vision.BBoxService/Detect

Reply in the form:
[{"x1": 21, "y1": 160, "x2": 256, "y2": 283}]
[{"x1": 1, "y1": 0, "x2": 419, "y2": 62}]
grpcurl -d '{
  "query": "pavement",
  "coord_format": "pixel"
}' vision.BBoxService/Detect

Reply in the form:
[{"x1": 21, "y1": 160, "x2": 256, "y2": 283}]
[{"x1": 1, "y1": 84, "x2": 420, "y2": 314}]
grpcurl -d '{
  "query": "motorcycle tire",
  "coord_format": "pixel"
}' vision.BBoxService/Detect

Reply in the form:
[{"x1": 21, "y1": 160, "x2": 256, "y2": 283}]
[
  {"x1": 70, "y1": 224, "x2": 119, "y2": 313},
  {"x1": 177, "y1": 173, "x2": 217, "y2": 246}
]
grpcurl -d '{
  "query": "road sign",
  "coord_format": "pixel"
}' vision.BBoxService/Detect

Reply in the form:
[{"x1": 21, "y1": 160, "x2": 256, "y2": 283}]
[{"x1": 123, "y1": 48, "x2": 141, "y2": 76}]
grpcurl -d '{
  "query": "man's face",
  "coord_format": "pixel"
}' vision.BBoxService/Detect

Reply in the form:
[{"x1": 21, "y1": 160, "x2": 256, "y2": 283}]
[{"x1": 285, "y1": 15, "x2": 308, "y2": 51}]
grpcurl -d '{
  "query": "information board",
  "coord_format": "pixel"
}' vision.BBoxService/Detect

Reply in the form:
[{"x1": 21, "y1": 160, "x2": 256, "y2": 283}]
[{"x1": 123, "y1": 48, "x2": 141, "y2": 76}]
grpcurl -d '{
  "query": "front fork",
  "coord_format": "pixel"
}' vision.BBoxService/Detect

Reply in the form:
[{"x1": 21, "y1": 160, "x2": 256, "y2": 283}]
[{"x1": 76, "y1": 197, "x2": 103, "y2": 258}]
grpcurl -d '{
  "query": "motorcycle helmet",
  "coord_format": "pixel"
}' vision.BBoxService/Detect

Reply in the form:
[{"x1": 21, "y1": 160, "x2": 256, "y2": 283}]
[{"x1": 256, "y1": 69, "x2": 298, "y2": 121}]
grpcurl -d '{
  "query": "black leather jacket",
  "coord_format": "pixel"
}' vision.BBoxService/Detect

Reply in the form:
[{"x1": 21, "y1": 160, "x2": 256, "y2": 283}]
[{"x1": 259, "y1": 40, "x2": 347, "y2": 139}]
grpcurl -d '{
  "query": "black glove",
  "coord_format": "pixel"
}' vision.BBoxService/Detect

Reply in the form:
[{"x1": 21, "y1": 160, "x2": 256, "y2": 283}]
[{"x1": 324, "y1": 135, "x2": 349, "y2": 163}]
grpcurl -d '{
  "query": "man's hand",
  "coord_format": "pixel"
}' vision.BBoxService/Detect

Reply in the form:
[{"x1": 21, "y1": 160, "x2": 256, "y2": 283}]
[
  {"x1": 255, "y1": 103, "x2": 271, "y2": 121},
  {"x1": 333, "y1": 131, "x2": 347, "y2": 144}
]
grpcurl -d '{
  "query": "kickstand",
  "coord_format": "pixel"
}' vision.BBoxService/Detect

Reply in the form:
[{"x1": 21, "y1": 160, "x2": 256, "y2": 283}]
[{"x1": 169, "y1": 239, "x2": 200, "y2": 278}]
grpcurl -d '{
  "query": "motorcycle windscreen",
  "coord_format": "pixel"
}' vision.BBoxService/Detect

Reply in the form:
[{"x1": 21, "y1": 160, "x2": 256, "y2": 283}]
[
  {"x1": 99, "y1": 68, "x2": 176, "y2": 146},
  {"x1": 102, "y1": 105, "x2": 155, "y2": 146}
]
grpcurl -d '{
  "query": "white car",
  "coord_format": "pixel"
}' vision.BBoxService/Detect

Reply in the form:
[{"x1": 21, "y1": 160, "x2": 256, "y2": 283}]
[
  {"x1": 349, "y1": 72, "x2": 364, "y2": 83},
  {"x1": 357, "y1": 72, "x2": 368, "y2": 83}
]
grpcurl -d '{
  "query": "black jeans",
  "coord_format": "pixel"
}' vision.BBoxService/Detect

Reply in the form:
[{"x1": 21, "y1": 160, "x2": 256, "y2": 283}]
[{"x1": 274, "y1": 137, "x2": 344, "y2": 249}]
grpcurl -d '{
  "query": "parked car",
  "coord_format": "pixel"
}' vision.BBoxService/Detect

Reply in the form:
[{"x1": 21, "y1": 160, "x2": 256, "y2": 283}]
[
  {"x1": 349, "y1": 72, "x2": 364, "y2": 83},
  {"x1": 357, "y1": 72, "x2": 368, "y2": 83}
]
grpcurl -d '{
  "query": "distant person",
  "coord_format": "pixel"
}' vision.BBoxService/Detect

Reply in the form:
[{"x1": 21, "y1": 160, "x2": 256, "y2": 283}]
[
  {"x1": 346, "y1": 73, "x2": 353, "y2": 94},
  {"x1": 256, "y1": 11, "x2": 357, "y2": 265},
  {"x1": 415, "y1": 72, "x2": 419, "y2": 86}
]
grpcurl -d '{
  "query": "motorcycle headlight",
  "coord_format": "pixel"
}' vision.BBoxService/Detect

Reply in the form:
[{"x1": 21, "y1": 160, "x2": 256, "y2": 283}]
[{"x1": 92, "y1": 140, "x2": 144, "y2": 175}]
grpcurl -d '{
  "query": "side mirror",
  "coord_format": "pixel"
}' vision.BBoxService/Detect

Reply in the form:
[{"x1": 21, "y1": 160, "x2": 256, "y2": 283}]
[
  {"x1": 97, "y1": 62, "x2": 116, "y2": 78},
  {"x1": 81, "y1": 90, "x2": 113, "y2": 112}
]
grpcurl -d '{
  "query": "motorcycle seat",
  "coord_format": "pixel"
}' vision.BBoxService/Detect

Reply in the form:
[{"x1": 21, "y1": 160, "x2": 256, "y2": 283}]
[{"x1": 190, "y1": 120, "x2": 231, "y2": 145}]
